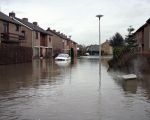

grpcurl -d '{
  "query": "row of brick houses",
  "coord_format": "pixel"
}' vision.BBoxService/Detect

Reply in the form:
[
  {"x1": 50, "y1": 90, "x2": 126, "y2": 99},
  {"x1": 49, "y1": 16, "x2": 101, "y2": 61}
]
[
  {"x1": 46, "y1": 28, "x2": 77, "y2": 57},
  {"x1": 134, "y1": 18, "x2": 150, "y2": 54},
  {"x1": 85, "y1": 42, "x2": 112, "y2": 56},
  {"x1": 0, "y1": 11, "x2": 77, "y2": 64}
]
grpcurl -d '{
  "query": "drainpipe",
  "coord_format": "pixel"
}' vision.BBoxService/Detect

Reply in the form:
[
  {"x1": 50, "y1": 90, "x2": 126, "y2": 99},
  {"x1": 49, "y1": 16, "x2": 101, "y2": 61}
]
[
  {"x1": 51, "y1": 36, "x2": 53, "y2": 58},
  {"x1": 39, "y1": 46, "x2": 40, "y2": 58},
  {"x1": 149, "y1": 25, "x2": 150, "y2": 49},
  {"x1": 0, "y1": 33, "x2": 1, "y2": 44},
  {"x1": 32, "y1": 30, "x2": 34, "y2": 59}
]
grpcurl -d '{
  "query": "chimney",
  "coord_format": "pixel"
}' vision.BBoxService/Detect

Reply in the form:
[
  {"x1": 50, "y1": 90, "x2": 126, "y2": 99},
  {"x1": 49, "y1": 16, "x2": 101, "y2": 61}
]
[
  {"x1": 22, "y1": 18, "x2": 28, "y2": 22},
  {"x1": 33, "y1": 22, "x2": 38, "y2": 26},
  {"x1": 9, "y1": 12, "x2": 15, "y2": 18},
  {"x1": 47, "y1": 27, "x2": 51, "y2": 31},
  {"x1": 69, "y1": 35, "x2": 71, "y2": 39},
  {"x1": 146, "y1": 18, "x2": 150, "y2": 24}
]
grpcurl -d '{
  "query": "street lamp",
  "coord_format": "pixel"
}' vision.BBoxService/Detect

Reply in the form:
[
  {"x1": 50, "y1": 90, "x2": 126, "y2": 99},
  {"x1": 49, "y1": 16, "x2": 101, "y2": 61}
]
[{"x1": 96, "y1": 14, "x2": 103, "y2": 82}]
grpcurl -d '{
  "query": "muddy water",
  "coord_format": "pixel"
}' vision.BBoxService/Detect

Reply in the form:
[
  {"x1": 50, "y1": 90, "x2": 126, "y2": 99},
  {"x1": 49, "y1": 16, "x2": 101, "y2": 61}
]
[{"x1": 0, "y1": 58, "x2": 150, "y2": 120}]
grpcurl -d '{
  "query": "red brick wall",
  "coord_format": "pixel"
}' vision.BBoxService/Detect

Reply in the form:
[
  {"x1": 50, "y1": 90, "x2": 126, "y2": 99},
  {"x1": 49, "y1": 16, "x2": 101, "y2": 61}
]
[{"x1": 0, "y1": 44, "x2": 32, "y2": 65}]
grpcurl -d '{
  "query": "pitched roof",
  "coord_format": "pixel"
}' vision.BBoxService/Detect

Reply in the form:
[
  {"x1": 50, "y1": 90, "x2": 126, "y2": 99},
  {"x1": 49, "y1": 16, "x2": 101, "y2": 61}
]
[
  {"x1": 146, "y1": 18, "x2": 150, "y2": 23},
  {"x1": 135, "y1": 18, "x2": 150, "y2": 33},
  {"x1": 47, "y1": 28, "x2": 68, "y2": 39},
  {"x1": 101, "y1": 40, "x2": 110, "y2": 46},
  {"x1": 0, "y1": 11, "x2": 20, "y2": 25},
  {"x1": 86, "y1": 45, "x2": 99, "y2": 51},
  {"x1": 15, "y1": 17, "x2": 50, "y2": 35},
  {"x1": 47, "y1": 28, "x2": 77, "y2": 44},
  {"x1": 135, "y1": 23, "x2": 146, "y2": 33}
]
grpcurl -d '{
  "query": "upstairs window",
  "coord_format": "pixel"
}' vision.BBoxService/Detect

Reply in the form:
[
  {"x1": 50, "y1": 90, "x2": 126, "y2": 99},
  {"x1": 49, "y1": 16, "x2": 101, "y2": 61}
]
[
  {"x1": 36, "y1": 32, "x2": 38, "y2": 39},
  {"x1": 49, "y1": 37, "x2": 51, "y2": 43},
  {"x1": 16, "y1": 24, "x2": 19, "y2": 31},
  {"x1": 3, "y1": 22, "x2": 8, "y2": 33},
  {"x1": 22, "y1": 31, "x2": 25, "y2": 37}
]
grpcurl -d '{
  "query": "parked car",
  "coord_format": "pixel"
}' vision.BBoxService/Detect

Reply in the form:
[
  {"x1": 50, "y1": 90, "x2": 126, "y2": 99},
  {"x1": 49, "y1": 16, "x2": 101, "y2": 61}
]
[{"x1": 55, "y1": 53, "x2": 71, "y2": 62}]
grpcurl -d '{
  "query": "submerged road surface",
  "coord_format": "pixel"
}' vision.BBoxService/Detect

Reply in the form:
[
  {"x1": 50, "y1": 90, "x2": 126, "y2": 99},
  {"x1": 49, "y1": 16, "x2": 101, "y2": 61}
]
[{"x1": 0, "y1": 57, "x2": 150, "y2": 120}]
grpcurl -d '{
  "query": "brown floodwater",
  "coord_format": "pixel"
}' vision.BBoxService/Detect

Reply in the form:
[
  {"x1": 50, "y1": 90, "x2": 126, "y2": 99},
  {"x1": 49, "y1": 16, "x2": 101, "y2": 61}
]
[{"x1": 0, "y1": 57, "x2": 150, "y2": 120}]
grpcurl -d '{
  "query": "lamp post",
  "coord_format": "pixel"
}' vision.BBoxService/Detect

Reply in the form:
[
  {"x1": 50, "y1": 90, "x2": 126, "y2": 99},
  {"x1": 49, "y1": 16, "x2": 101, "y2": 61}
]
[{"x1": 96, "y1": 14, "x2": 103, "y2": 82}]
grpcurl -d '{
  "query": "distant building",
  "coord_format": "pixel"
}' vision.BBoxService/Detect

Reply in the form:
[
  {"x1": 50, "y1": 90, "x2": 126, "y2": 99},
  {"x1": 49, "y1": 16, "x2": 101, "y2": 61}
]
[
  {"x1": 134, "y1": 18, "x2": 150, "y2": 54},
  {"x1": 86, "y1": 42, "x2": 112, "y2": 56},
  {"x1": 86, "y1": 45, "x2": 99, "y2": 55},
  {"x1": 101, "y1": 40, "x2": 112, "y2": 55},
  {"x1": 47, "y1": 28, "x2": 77, "y2": 57},
  {"x1": 46, "y1": 28, "x2": 63, "y2": 57}
]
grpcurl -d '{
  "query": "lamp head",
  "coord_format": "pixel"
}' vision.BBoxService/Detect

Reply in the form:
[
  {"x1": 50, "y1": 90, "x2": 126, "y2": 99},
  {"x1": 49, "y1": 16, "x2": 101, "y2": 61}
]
[{"x1": 96, "y1": 15, "x2": 103, "y2": 20}]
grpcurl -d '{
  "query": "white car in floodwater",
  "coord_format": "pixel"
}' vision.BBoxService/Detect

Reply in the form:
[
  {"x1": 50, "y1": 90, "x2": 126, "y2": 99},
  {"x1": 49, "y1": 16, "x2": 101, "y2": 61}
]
[{"x1": 55, "y1": 53, "x2": 71, "y2": 63}]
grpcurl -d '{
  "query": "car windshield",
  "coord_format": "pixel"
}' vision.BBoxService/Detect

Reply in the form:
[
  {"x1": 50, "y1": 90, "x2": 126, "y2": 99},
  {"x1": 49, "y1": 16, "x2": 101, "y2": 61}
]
[{"x1": 58, "y1": 54, "x2": 69, "y2": 57}]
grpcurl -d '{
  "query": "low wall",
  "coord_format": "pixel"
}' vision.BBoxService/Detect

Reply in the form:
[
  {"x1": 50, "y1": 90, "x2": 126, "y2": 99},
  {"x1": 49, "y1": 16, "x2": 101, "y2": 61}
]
[{"x1": 0, "y1": 44, "x2": 32, "y2": 65}]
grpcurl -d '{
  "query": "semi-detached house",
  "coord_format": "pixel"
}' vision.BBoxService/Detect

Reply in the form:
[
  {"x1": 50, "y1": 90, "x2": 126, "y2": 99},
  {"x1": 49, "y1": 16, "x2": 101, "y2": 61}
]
[
  {"x1": 134, "y1": 18, "x2": 150, "y2": 54},
  {"x1": 0, "y1": 11, "x2": 77, "y2": 65},
  {"x1": 47, "y1": 28, "x2": 77, "y2": 57},
  {"x1": 0, "y1": 11, "x2": 33, "y2": 64},
  {"x1": 9, "y1": 12, "x2": 53, "y2": 58},
  {"x1": 0, "y1": 11, "x2": 25, "y2": 45}
]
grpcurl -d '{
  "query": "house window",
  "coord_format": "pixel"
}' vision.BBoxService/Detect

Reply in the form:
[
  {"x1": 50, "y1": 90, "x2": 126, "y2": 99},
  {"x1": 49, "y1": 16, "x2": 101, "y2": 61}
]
[
  {"x1": 142, "y1": 43, "x2": 144, "y2": 50},
  {"x1": 3, "y1": 22, "x2": 8, "y2": 33},
  {"x1": 36, "y1": 32, "x2": 38, "y2": 39},
  {"x1": 67, "y1": 41, "x2": 69, "y2": 45},
  {"x1": 22, "y1": 31, "x2": 25, "y2": 37},
  {"x1": 16, "y1": 24, "x2": 19, "y2": 31},
  {"x1": 49, "y1": 37, "x2": 51, "y2": 43}
]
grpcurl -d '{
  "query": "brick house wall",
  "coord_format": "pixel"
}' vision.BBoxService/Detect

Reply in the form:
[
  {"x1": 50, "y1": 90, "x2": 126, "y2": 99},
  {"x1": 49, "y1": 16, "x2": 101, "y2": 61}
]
[
  {"x1": 20, "y1": 26, "x2": 32, "y2": 47},
  {"x1": 0, "y1": 12, "x2": 33, "y2": 64},
  {"x1": 101, "y1": 41, "x2": 113, "y2": 55},
  {"x1": 134, "y1": 20, "x2": 150, "y2": 54},
  {"x1": 0, "y1": 44, "x2": 32, "y2": 65},
  {"x1": 47, "y1": 30, "x2": 63, "y2": 57}
]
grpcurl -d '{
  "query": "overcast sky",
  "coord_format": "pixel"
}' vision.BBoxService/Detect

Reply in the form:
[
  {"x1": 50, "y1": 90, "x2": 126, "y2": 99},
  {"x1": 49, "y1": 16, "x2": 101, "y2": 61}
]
[{"x1": 1, "y1": 0, "x2": 150, "y2": 45}]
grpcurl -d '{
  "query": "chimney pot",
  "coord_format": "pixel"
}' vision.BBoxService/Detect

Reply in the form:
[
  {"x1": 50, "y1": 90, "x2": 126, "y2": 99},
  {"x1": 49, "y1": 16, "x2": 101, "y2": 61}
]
[
  {"x1": 47, "y1": 27, "x2": 51, "y2": 31},
  {"x1": 9, "y1": 12, "x2": 15, "y2": 18},
  {"x1": 22, "y1": 18, "x2": 28, "y2": 22},
  {"x1": 33, "y1": 22, "x2": 38, "y2": 26}
]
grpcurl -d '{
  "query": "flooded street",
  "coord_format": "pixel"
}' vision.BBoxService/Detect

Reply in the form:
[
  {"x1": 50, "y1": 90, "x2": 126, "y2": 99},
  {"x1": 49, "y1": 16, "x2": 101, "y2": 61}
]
[{"x1": 0, "y1": 57, "x2": 150, "y2": 120}]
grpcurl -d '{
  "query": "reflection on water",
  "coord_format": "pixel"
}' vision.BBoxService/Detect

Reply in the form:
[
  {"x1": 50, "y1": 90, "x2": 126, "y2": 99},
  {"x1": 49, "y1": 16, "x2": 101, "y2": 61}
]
[{"x1": 0, "y1": 57, "x2": 150, "y2": 120}]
